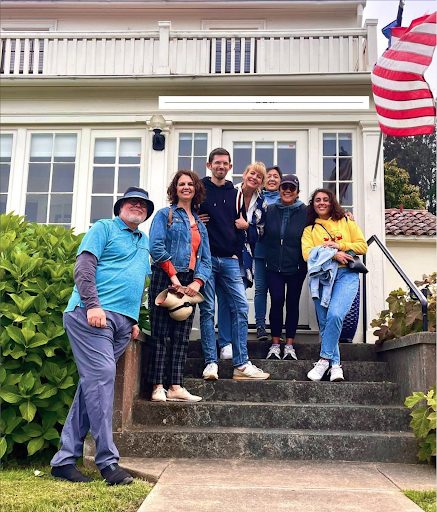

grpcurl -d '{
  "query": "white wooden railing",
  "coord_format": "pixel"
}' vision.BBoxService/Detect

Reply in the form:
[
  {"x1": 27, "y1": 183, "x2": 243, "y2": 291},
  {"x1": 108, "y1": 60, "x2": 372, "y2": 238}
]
[{"x1": 0, "y1": 21, "x2": 377, "y2": 77}]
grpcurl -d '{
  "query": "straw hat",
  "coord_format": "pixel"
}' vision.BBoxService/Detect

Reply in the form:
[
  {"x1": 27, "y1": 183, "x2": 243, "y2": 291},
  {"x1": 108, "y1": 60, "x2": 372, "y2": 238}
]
[{"x1": 155, "y1": 288, "x2": 204, "y2": 321}]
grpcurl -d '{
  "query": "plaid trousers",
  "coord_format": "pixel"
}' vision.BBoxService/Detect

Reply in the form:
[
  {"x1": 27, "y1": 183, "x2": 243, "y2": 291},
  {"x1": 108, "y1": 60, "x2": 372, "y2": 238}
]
[{"x1": 148, "y1": 266, "x2": 196, "y2": 386}]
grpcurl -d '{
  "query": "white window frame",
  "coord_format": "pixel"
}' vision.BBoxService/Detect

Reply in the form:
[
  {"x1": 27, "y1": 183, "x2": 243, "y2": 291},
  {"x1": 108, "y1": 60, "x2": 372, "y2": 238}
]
[
  {"x1": 22, "y1": 130, "x2": 81, "y2": 227},
  {"x1": 0, "y1": 130, "x2": 16, "y2": 214},
  {"x1": 173, "y1": 129, "x2": 211, "y2": 180},
  {"x1": 320, "y1": 129, "x2": 356, "y2": 213}
]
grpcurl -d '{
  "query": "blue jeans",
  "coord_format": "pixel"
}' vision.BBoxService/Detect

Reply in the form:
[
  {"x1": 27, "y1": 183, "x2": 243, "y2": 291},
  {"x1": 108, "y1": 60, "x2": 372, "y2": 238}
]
[
  {"x1": 314, "y1": 268, "x2": 359, "y2": 365},
  {"x1": 254, "y1": 257, "x2": 268, "y2": 328},
  {"x1": 199, "y1": 256, "x2": 249, "y2": 367}
]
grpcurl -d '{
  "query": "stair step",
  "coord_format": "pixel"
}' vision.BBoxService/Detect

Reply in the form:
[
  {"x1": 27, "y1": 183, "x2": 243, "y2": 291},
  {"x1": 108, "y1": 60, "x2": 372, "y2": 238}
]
[
  {"x1": 188, "y1": 339, "x2": 378, "y2": 361},
  {"x1": 184, "y1": 359, "x2": 388, "y2": 382},
  {"x1": 180, "y1": 379, "x2": 401, "y2": 405},
  {"x1": 133, "y1": 399, "x2": 410, "y2": 431},
  {"x1": 115, "y1": 427, "x2": 416, "y2": 463}
]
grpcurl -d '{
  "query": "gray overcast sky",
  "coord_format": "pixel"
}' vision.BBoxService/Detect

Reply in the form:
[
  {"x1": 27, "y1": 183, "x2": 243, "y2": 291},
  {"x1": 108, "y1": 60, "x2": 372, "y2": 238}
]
[{"x1": 363, "y1": 0, "x2": 437, "y2": 95}]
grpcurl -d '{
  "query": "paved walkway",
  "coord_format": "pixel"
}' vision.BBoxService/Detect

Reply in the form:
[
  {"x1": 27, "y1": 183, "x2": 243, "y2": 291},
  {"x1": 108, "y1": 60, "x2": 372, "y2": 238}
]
[{"x1": 118, "y1": 457, "x2": 436, "y2": 512}]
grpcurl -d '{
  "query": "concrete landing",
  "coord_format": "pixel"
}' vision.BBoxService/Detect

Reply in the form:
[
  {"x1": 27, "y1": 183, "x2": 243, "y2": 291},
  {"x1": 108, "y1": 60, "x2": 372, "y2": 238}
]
[{"x1": 120, "y1": 458, "x2": 435, "y2": 512}]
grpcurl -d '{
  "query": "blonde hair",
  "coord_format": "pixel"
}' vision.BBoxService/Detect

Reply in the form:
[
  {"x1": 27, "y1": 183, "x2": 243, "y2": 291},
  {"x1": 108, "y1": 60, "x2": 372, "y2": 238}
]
[{"x1": 243, "y1": 161, "x2": 267, "y2": 188}]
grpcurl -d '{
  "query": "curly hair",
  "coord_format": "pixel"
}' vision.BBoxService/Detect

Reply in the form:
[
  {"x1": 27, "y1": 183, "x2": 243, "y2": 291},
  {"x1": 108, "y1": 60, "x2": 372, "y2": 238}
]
[
  {"x1": 243, "y1": 161, "x2": 267, "y2": 188},
  {"x1": 167, "y1": 170, "x2": 206, "y2": 208},
  {"x1": 306, "y1": 188, "x2": 345, "y2": 225}
]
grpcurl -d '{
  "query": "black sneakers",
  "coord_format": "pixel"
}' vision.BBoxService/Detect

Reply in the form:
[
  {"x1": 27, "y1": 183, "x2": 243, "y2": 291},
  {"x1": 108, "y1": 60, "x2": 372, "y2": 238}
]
[
  {"x1": 256, "y1": 326, "x2": 269, "y2": 341},
  {"x1": 101, "y1": 463, "x2": 134, "y2": 486},
  {"x1": 51, "y1": 464, "x2": 92, "y2": 483}
]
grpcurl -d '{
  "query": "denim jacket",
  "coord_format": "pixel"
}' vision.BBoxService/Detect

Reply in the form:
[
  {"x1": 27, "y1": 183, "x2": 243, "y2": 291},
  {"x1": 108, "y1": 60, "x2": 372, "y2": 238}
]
[
  {"x1": 307, "y1": 246, "x2": 338, "y2": 308},
  {"x1": 149, "y1": 205, "x2": 212, "y2": 284}
]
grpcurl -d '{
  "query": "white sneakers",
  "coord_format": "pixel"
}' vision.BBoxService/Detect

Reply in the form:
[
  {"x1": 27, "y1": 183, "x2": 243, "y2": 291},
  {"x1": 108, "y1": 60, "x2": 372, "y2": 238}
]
[
  {"x1": 220, "y1": 344, "x2": 233, "y2": 360},
  {"x1": 167, "y1": 387, "x2": 202, "y2": 402},
  {"x1": 151, "y1": 387, "x2": 167, "y2": 402},
  {"x1": 307, "y1": 359, "x2": 330, "y2": 381},
  {"x1": 203, "y1": 362, "x2": 219, "y2": 380},
  {"x1": 283, "y1": 345, "x2": 298, "y2": 360},
  {"x1": 266, "y1": 344, "x2": 281, "y2": 360},
  {"x1": 233, "y1": 361, "x2": 270, "y2": 381},
  {"x1": 329, "y1": 364, "x2": 345, "y2": 382}
]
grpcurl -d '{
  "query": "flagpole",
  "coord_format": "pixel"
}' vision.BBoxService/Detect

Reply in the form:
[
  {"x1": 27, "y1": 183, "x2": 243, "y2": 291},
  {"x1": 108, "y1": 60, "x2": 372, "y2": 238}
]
[{"x1": 371, "y1": 131, "x2": 383, "y2": 191}]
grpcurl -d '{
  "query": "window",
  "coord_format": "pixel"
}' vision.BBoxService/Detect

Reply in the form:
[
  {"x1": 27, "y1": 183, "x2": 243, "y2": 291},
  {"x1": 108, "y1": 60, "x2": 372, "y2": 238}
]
[
  {"x1": 91, "y1": 137, "x2": 142, "y2": 223},
  {"x1": 0, "y1": 134, "x2": 13, "y2": 213},
  {"x1": 25, "y1": 133, "x2": 77, "y2": 226},
  {"x1": 322, "y1": 133, "x2": 353, "y2": 210},
  {"x1": 177, "y1": 133, "x2": 208, "y2": 178}
]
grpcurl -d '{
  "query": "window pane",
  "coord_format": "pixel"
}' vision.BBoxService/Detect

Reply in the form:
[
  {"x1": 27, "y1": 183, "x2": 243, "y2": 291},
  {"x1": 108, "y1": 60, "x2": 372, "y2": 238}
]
[
  {"x1": 94, "y1": 139, "x2": 116, "y2": 164},
  {"x1": 118, "y1": 166, "x2": 140, "y2": 193},
  {"x1": 339, "y1": 158, "x2": 352, "y2": 181},
  {"x1": 92, "y1": 166, "x2": 115, "y2": 193},
  {"x1": 179, "y1": 133, "x2": 192, "y2": 156},
  {"x1": 277, "y1": 143, "x2": 296, "y2": 173},
  {"x1": 0, "y1": 134, "x2": 13, "y2": 162},
  {"x1": 323, "y1": 134, "x2": 337, "y2": 156},
  {"x1": 339, "y1": 133, "x2": 352, "y2": 156},
  {"x1": 233, "y1": 143, "x2": 251, "y2": 175},
  {"x1": 27, "y1": 163, "x2": 50, "y2": 192},
  {"x1": 322, "y1": 182, "x2": 336, "y2": 194},
  {"x1": 255, "y1": 142, "x2": 273, "y2": 168},
  {"x1": 52, "y1": 163, "x2": 75, "y2": 192},
  {"x1": 119, "y1": 138, "x2": 141, "y2": 164},
  {"x1": 30, "y1": 134, "x2": 53, "y2": 162},
  {"x1": 193, "y1": 157, "x2": 206, "y2": 177},
  {"x1": 54, "y1": 134, "x2": 77, "y2": 162},
  {"x1": 49, "y1": 194, "x2": 72, "y2": 224},
  {"x1": 178, "y1": 157, "x2": 191, "y2": 170},
  {"x1": 0, "y1": 194, "x2": 6, "y2": 213},
  {"x1": 90, "y1": 196, "x2": 113, "y2": 223},
  {"x1": 0, "y1": 163, "x2": 10, "y2": 193},
  {"x1": 323, "y1": 158, "x2": 337, "y2": 181},
  {"x1": 193, "y1": 133, "x2": 207, "y2": 156},
  {"x1": 25, "y1": 194, "x2": 48, "y2": 223},
  {"x1": 339, "y1": 182, "x2": 353, "y2": 206}
]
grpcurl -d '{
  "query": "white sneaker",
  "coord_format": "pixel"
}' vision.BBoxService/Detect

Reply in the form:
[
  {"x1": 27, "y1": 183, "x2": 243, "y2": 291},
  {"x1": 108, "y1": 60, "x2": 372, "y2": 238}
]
[
  {"x1": 151, "y1": 387, "x2": 167, "y2": 402},
  {"x1": 266, "y1": 344, "x2": 281, "y2": 360},
  {"x1": 167, "y1": 387, "x2": 202, "y2": 402},
  {"x1": 330, "y1": 364, "x2": 345, "y2": 382},
  {"x1": 283, "y1": 345, "x2": 298, "y2": 360},
  {"x1": 220, "y1": 344, "x2": 233, "y2": 360},
  {"x1": 202, "y1": 362, "x2": 219, "y2": 380},
  {"x1": 307, "y1": 359, "x2": 330, "y2": 381},
  {"x1": 233, "y1": 361, "x2": 270, "y2": 380}
]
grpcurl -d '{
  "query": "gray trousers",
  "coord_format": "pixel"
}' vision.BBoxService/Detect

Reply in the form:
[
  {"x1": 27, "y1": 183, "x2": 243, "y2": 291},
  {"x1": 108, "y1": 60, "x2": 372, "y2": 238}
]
[{"x1": 50, "y1": 307, "x2": 134, "y2": 470}]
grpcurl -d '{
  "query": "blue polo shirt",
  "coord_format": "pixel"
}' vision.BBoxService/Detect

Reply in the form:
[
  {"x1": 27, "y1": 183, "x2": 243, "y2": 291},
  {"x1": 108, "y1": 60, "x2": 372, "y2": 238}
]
[{"x1": 65, "y1": 217, "x2": 151, "y2": 321}]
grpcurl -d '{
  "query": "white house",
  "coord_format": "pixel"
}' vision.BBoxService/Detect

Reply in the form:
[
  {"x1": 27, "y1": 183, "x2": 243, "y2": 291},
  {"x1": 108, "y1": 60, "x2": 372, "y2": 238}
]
[{"x1": 0, "y1": 0, "x2": 387, "y2": 337}]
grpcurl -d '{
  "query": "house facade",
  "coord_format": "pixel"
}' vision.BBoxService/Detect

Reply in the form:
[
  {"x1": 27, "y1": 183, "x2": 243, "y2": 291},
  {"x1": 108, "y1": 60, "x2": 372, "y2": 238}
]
[{"x1": 0, "y1": 0, "x2": 386, "y2": 337}]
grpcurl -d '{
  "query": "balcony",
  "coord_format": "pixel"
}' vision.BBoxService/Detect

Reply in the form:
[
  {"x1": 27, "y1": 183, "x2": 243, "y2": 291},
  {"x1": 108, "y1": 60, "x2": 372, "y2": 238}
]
[{"x1": 0, "y1": 21, "x2": 377, "y2": 79}]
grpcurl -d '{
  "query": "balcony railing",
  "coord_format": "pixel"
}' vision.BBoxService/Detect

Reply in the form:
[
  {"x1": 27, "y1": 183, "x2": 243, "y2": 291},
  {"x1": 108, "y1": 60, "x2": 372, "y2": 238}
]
[{"x1": 0, "y1": 21, "x2": 377, "y2": 78}]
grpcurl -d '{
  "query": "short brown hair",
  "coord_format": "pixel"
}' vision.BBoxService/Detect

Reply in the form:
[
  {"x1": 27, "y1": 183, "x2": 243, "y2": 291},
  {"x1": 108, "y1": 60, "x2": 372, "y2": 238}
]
[
  {"x1": 306, "y1": 188, "x2": 345, "y2": 225},
  {"x1": 208, "y1": 147, "x2": 231, "y2": 164},
  {"x1": 167, "y1": 170, "x2": 206, "y2": 208}
]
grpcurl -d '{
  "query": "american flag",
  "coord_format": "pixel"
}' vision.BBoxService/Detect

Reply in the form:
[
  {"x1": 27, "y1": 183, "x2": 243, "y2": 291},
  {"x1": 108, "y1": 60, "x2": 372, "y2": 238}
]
[{"x1": 371, "y1": 11, "x2": 437, "y2": 137}]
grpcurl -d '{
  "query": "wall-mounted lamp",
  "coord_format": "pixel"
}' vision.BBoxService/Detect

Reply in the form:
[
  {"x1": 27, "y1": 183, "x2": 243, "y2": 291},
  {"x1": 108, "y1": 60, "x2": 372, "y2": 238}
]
[{"x1": 149, "y1": 114, "x2": 167, "y2": 151}]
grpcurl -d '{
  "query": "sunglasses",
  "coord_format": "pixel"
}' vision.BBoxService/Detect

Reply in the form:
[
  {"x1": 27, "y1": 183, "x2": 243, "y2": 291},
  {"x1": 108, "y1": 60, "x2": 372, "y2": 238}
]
[
  {"x1": 125, "y1": 198, "x2": 148, "y2": 208},
  {"x1": 280, "y1": 183, "x2": 297, "y2": 191}
]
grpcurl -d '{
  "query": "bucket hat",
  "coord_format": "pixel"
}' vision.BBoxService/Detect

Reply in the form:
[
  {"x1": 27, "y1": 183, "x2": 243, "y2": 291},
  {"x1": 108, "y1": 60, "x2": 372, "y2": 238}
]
[
  {"x1": 155, "y1": 288, "x2": 204, "y2": 321},
  {"x1": 113, "y1": 187, "x2": 154, "y2": 220}
]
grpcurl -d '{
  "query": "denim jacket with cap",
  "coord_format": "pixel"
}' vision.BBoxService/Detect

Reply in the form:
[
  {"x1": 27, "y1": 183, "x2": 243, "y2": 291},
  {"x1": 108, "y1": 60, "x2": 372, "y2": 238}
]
[{"x1": 307, "y1": 246, "x2": 338, "y2": 308}]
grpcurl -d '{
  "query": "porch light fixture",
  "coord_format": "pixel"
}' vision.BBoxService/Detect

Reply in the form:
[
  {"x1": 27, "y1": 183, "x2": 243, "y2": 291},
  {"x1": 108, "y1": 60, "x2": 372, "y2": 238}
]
[{"x1": 149, "y1": 114, "x2": 166, "y2": 151}]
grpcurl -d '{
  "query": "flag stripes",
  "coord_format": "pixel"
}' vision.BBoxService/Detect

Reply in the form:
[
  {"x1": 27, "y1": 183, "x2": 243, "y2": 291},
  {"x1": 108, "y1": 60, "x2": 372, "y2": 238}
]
[{"x1": 371, "y1": 11, "x2": 437, "y2": 136}]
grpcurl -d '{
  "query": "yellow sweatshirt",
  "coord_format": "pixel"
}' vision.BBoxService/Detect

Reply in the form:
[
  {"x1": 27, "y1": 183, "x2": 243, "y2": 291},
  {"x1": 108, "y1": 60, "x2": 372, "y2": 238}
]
[{"x1": 301, "y1": 217, "x2": 368, "y2": 262}]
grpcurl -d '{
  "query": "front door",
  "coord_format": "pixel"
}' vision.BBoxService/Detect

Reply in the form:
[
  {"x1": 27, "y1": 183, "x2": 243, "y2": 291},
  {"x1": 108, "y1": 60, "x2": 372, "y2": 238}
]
[{"x1": 222, "y1": 130, "x2": 313, "y2": 330}]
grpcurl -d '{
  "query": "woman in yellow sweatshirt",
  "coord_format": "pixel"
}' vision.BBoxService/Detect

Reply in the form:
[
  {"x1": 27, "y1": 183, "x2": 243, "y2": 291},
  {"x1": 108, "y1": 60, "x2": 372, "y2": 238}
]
[{"x1": 301, "y1": 188, "x2": 367, "y2": 382}]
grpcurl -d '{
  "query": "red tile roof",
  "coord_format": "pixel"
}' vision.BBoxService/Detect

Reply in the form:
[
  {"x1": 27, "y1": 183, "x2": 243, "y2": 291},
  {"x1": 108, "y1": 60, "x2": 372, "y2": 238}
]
[{"x1": 385, "y1": 209, "x2": 437, "y2": 237}]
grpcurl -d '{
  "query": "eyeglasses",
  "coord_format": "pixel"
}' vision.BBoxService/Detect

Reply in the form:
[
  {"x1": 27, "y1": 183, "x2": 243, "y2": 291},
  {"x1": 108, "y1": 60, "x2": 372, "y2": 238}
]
[
  {"x1": 280, "y1": 183, "x2": 297, "y2": 191},
  {"x1": 126, "y1": 198, "x2": 148, "y2": 208}
]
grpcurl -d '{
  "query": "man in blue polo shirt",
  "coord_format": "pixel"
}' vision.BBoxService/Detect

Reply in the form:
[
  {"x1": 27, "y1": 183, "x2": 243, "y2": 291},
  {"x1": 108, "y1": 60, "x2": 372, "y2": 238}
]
[{"x1": 50, "y1": 187, "x2": 154, "y2": 485}]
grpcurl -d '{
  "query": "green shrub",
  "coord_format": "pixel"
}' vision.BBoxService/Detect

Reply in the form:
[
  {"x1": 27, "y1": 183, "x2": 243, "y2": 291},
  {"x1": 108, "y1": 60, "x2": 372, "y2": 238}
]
[
  {"x1": 371, "y1": 273, "x2": 436, "y2": 343},
  {"x1": 405, "y1": 386, "x2": 436, "y2": 463},
  {"x1": 0, "y1": 213, "x2": 83, "y2": 461}
]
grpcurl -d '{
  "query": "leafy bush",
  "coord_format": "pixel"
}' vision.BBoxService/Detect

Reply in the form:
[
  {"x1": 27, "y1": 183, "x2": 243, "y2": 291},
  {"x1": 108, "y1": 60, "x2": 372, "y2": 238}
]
[
  {"x1": 405, "y1": 387, "x2": 436, "y2": 463},
  {"x1": 371, "y1": 273, "x2": 436, "y2": 343},
  {"x1": 0, "y1": 213, "x2": 83, "y2": 460}
]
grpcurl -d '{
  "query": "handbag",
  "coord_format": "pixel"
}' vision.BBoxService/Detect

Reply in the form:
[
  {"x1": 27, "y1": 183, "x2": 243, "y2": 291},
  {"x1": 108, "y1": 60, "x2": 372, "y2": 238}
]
[{"x1": 347, "y1": 254, "x2": 368, "y2": 274}]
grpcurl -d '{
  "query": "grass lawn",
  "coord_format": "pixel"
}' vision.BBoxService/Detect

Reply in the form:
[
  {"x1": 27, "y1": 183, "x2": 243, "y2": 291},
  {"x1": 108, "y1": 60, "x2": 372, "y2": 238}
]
[
  {"x1": 403, "y1": 490, "x2": 436, "y2": 512},
  {"x1": 1, "y1": 465, "x2": 152, "y2": 512}
]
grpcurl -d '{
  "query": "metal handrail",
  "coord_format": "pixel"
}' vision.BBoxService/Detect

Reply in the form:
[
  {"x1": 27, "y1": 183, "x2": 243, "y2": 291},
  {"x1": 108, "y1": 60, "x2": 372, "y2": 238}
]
[{"x1": 362, "y1": 234, "x2": 429, "y2": 342}]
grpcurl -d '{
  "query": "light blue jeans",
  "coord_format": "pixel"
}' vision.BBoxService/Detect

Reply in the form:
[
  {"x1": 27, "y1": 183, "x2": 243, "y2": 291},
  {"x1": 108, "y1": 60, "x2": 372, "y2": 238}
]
[
  {"x1": 313, "y1": 268, "x2": 359, "y2": 365},
  {"x1": 199, "y1": 256, "x2": 249, "y2": 367}
]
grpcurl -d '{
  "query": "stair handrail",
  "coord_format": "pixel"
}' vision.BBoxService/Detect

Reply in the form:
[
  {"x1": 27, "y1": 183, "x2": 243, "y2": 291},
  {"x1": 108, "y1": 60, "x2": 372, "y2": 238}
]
[{"x1": 362, "y1": 234, "x2": 429, "y2": 343}]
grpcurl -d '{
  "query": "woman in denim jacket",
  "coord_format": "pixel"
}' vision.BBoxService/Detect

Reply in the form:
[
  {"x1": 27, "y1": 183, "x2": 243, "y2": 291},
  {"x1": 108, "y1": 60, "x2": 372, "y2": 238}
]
[{"x1": 148, "y1": 171, "x2": 212, "y2": 402}]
